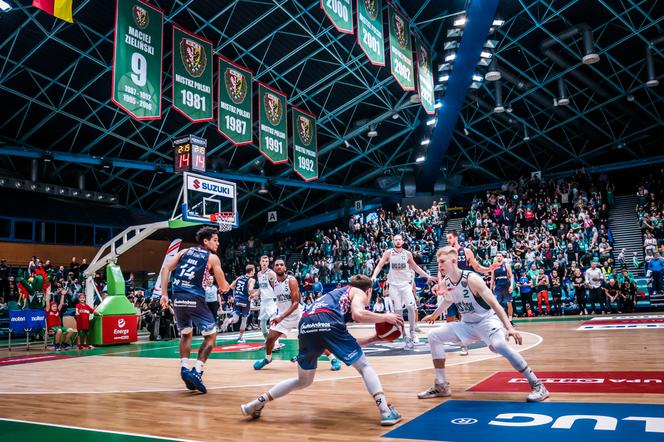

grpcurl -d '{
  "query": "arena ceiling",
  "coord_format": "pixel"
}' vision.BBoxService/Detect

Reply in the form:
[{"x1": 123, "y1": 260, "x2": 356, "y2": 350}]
[{"x1": 0, "y1": 0, "x2": 662, "y2": 231}]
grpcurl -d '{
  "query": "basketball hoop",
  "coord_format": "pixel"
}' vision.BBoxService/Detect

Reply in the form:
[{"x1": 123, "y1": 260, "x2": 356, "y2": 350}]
[{"x1": 210, "y1": 212, "x2": 235, "y2": 232}]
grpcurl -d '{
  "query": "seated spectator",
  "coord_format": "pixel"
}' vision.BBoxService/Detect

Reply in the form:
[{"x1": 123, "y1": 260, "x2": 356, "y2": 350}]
[
  {"x1": 602, "y1": 278, "x2": 622, "y2": 313},
  {"x1": 46, "y1": 297, "x2": 74, "y2": 351}
]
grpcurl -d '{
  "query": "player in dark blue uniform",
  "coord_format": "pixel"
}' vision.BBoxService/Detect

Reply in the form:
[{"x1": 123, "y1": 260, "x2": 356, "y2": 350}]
[
  {"x1": 241, "y1": 274, "x2": 404, "y2": 426},
  {"x1": 221, "y1": 264, "x2": 259, "y2": 343},
  {"x1": 160, "y1": 227, "x2": 229, "y2": 393},
  {"x1": 490, "y1": 252, "x2": 514, "y2": 322}
]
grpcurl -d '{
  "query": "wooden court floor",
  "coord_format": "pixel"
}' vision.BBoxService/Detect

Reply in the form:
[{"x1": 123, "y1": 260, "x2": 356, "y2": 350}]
[{"x1": 1, "y1": 314, "x2": 663, "y2": 441}]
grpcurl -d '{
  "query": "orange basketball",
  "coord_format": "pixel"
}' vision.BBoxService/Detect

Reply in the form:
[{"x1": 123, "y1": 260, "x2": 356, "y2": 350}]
[{"x1": 375, "y1": 322, "x2": 401, "y2": 342}]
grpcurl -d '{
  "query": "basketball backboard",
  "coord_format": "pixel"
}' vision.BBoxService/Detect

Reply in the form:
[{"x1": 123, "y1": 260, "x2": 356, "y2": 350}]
[{"x1": 181, "y1": 172, "x2": 238, "y2": 229}]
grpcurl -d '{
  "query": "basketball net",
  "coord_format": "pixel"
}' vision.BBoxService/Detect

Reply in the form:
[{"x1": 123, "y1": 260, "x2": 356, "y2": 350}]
[{"x1": 210, "y1": 212, "x2": 235, "y2": 232}]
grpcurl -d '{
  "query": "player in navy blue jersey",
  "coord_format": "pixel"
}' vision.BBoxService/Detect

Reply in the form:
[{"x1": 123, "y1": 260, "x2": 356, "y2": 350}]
[
  {"x1": 490, "y1": 252, "x2": 514, "y2": 323},
  {"x1": 241, "y1": 274, "x2": 404, "y2": 426},
  {"x1": 160, "y1": 226, "x2": 230, "y2": 393},
  {"x1": 221, "y1": 264, "x2": 259, "y2": 343}
]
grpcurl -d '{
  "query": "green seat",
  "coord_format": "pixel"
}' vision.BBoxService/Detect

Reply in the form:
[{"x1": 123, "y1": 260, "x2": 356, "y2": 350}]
[{"x1": 7, "y1": 301, "x2": 19, "y2": 311}]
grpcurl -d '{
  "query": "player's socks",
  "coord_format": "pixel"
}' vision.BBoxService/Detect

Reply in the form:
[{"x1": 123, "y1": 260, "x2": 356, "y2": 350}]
[
  {"x1": 435, "y1": 368, "x2": 447, "y2": 384},
  {"x1": 181, "y1": 358, "x2": 189, "y2": 369},
  {"x1": 194, "y1": 360, "x2": 205, "y2": 373},
  {"x1": 265, "y1": 353, "x2": 272, "y2": 362},
  {"x1": 520, "y1": 366, "x2": 539, "y2": 385},
  {"x1": 373, "y1": 392, "x2": 390, "y2": 414}
]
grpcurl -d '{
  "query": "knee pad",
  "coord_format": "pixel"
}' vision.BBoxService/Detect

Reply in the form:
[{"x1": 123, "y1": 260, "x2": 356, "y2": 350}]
[
  {"x1": 297, "y1": 367, "x2": 316, "y2": 387},
  {"x1": 351, "y1": 355, "x2": 369, "y2": 372}
]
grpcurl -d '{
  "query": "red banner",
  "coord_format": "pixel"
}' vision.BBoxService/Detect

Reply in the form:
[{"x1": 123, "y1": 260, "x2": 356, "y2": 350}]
[
  {"x1": 468, "y1": 371, "x2": 664, "y2": 394},
  {"x1": 101, "y1": 315, "x2": 138, "y2": 344}
]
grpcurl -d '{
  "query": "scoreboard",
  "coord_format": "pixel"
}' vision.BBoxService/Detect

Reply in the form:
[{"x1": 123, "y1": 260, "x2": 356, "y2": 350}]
[{"x1": 173, "y1": 135, "x2": 207, "y2": 173}]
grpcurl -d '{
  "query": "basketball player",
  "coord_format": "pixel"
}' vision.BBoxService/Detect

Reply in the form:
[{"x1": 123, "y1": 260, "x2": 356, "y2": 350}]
[
  {"x1": 253, "y1": 259, "x2": 301, "y2": 370},
  {"x1": 241, "y1": 275, "x2": 404, "y2": 426},
  {"x1": 159, "y1": 226, "x2": 230, "y2": 394},
  {"x1": 444, "y1": 230, "x2": 498, "y2": 355},
  {"x1": 419, "y1": 246, "x2": 549, "y2": 402},
  {"x1": 220, "y1": 264, "x2": 259, "y2": 343},
  {"x1": 490, "y1": 252, "x2": 514, "y2": 323},
  {"x1": 371, "y1": 234, "x2": 434, "y2": 349},
  {"x1": 256, "y1": 255, "x2": 277, "y2": 339}
]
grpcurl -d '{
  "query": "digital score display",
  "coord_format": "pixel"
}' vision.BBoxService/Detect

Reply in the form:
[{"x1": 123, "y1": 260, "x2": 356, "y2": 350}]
[{"x1": 173, "y1": 135, "x2": 207, "y2": 173}]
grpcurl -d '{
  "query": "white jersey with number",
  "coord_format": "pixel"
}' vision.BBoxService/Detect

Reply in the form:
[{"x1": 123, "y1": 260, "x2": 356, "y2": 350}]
[
  {"x1": 274, "y1": 275, "x2": 302, "y2": 319},
  {"x1": 442, "y1": 270, "x2": 495, "y2": 323},
  {"x1": 387, "y1": 248, "x2": 411, "y2": 286},
  {"x1": 257, "y1": 270, "x2": 275, "y2": 302}
]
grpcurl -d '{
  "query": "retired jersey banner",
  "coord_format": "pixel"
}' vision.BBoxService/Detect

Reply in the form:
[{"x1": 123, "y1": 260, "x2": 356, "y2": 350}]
[
  {"x1": 321, "y1": 0, "x2": 353, "y2": 34},
  {"x1": 217, "y1": 56, "x2": 253, "y2": 145},
  {"x1": 416, "y1": 39, "x2": 435, "y2": 114},
  {"x1": 172, "y1": 25, "x2": 213, "y2": 122},
  {"x1": 388, "y1": 4, "x2": 414, "y2": 90},
  {"x1": 357, "y1": 0, "x2": 384, "y2": 66},
  {"x1": 112, "y1": 0, "x2": 163, "y2": 120},
  {"x1": 292, "y1": 107, "x2": 318, "y2": 182},
  {"x1": 258, "y1": 82, "x2": 288, "y2": 164}
]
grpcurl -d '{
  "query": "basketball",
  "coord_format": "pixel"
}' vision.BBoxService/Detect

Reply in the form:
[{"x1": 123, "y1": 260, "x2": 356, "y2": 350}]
[{"x1": 375, "y1": 322, "x2": 401, "y2": 342}]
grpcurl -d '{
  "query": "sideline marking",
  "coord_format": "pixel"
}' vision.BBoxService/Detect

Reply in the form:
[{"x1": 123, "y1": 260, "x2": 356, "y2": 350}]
[
  {"x1": 0, "y1": 417, "x2": 203, "y2": 442},
  {"x1": 0, "y1": 332, "x2": 543, "y2": 395}
]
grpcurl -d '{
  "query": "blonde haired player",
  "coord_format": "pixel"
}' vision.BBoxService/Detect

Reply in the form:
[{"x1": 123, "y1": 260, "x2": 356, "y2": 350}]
[
  {"x1": 256, "y1": 255, "x2": 277, "y2": 339},
  {"x1": 372, "y1": 234, "x2": 434, "y2": 349},
  {"x1": 418, "y1": 246, "x2": 549, "y2": 402}
]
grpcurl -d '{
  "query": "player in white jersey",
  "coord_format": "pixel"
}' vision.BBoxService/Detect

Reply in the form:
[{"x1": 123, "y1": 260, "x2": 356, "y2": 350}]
[
  {"x1": 256, "y1": 255, "x2": 278, "y2": 339},
  {"x1": 371, "y1": 234, "x2": 434, "y2": 349},
  {"x1": 253, "y1": 259, "x2": 302, "y2": 370},
  {"x1": 418, "y1": 246, "x2": 549, "y2": 402}
]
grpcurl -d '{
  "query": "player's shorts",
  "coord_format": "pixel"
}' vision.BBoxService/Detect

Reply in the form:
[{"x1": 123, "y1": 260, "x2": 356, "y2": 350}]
[
  {"x1": 172, "y1": 290, "x2": 217, "y2": 335},
  {"x1": 270, "y1": 308, "x2": 302, "y2": 336},
  {"x1": 296, "y1": 312, "x2": 363, "y2": 369},
  {"x1": 495, "y1": 287, "x2": 513, "y2": 304},
  {"x1": 429, "y1": 314, "x2": 505, "y2": 347},
  {"x1": 388, "y1": 282, "x2": 416, "y2": 309},
  {"x1": 258, "y1": 299, "x2": 277, "y2": 321},
  {"x1": 48, "y1": 325, "x2": 71, "y2": 334},
  {"x1": 233, "y1": 301, "x2": 251, "y2": 318}
]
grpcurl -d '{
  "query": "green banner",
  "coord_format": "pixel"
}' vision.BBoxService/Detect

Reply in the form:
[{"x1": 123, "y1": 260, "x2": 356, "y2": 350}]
[
  {"x1": 388, "y1": 4, "x2": 414, "y2": 91},
  {"x1": 112, "y1": 0, "x2": 163, "y2": 120},
  {"x1": 217, "y1": 56, "x2": 253, "y2": 145},
  {"x1": 321, "y1": 0, "x2": 353, "y2": 34},
  {"x1": 258, "y1": 82, "x2": 288, "y2": 164},
  {"x1": 357, "y1": 0, "x2": 384, "y2": 66},
  {"x1": 416, "y1": 39, "x2": 435, "y2": 115},
  {"x1": 292, "y1": 107, "x2": 318, "y2": 182},
  {"x1": 172, "y1": 25, "x2": 213, "y2": 122}
]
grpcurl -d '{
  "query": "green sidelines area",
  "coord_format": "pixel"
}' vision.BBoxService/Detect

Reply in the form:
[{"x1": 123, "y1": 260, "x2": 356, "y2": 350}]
[{"x1": 0, "y1": 418, "x2": 198, "y2": 442}]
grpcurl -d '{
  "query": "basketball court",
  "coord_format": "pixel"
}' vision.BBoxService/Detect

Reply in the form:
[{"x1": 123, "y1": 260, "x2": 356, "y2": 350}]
[{"x1": 1, "y1": 317, "x2": 663, "y2": 441}]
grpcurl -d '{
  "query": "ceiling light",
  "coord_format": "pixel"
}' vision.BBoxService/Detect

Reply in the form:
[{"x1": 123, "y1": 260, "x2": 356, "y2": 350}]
[
  {"x1": 409, "y1": 93, "x2": 420, "y2": 103},
  {"x1": 484, "y1": 40, "x2": 498, "y2": 49},
  {"x1": 415, "y1": 153, "x2": 426, "y2": 163},
  {"x1": 485, "y1": 57, "x2": 501, "y2": 81},
  {"x1": 472, "y1": 74, "x2": 483, "y2": 82},
  {"x1": 470, "y1": 81, "x2": 481, "y2": 89},
  {"x1": 0, "y1": 178, "x2": 5, "y2": 185},
  {"x1": 58, "y1": 188, "x2": 66, "y2": 194},
  {"x1": 97, "y1": 194, "x2": 104, "y2": 200},
  {"x1": 453, "y1": 17, "x2": 467, "y2": 27},
  {"x1": 344, "y1": 140, "x2": 351, "y2": 148},
  {"x1": 557, "y1": 76, "x2": 570, "y2": 106},
  {"x1": 85, "y1": 192, "x2": 92, "y2": 198},
  {"x1": 72, "y1": 190, "x2": 79, "y2": 196},
  {"x1": 480, "y1": 51, "x2": 492, "y2": 59},
  {"x1": 0, "y1": 1, "x2": 12, "y2": 11},
  {"x1": 523, "y1": 125, "x2": 530, "y2": 141},
  {"x1": 438, "y1": 63, "x2": 451, "y2": 72},
  {"x1": 445, "y1": 53, "x2": 456, "y2": 62},
  {"x1": 15, "y1": 181, "x2": 22, "y2": 188},
  {"x1": 367, "y1": 128, "x2": 378, "y2": 138},
  {"x1": 258, "y1": 182, "x2": 269, "y2": 195},
  {"x1": 434, "y1": 102, "x2": 443, "y2": 109},
  {"x1": 444, "y1": 41, "x2": 458, "y2": 50},
  {"x1": 626, "y1": 94, "x2": 635, "y2": 102},
  {"x1": 438, "y1": 74, "x2": 449, "y2": 82},
  {"x1": 392, "y1": 113, "x2": 400, "y2": 119},
  {"x1": 492, "y1": 19, "x2": 504, "y2": 27},
  {"x1": 426, "y1": 118, "x2": 436, "y2": 126},
  {"x1": 463, "y1": 127, "x2": 470, "y2": 136},
  {"x1": 30, "y1": 183, "x2": 38, "y2": 190},
  {"x1": 110, "y1": 196, "x2": 117, "y2": 202},
  {"x1": 447, "y1": 28, "x2": 462, "y2": 38},
  {"x1": 420, "y1": 139, "x2": 430, "y2": 146},
  {"x1": 477, "y1": 58, "x2": 491, "y2": 67}
]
